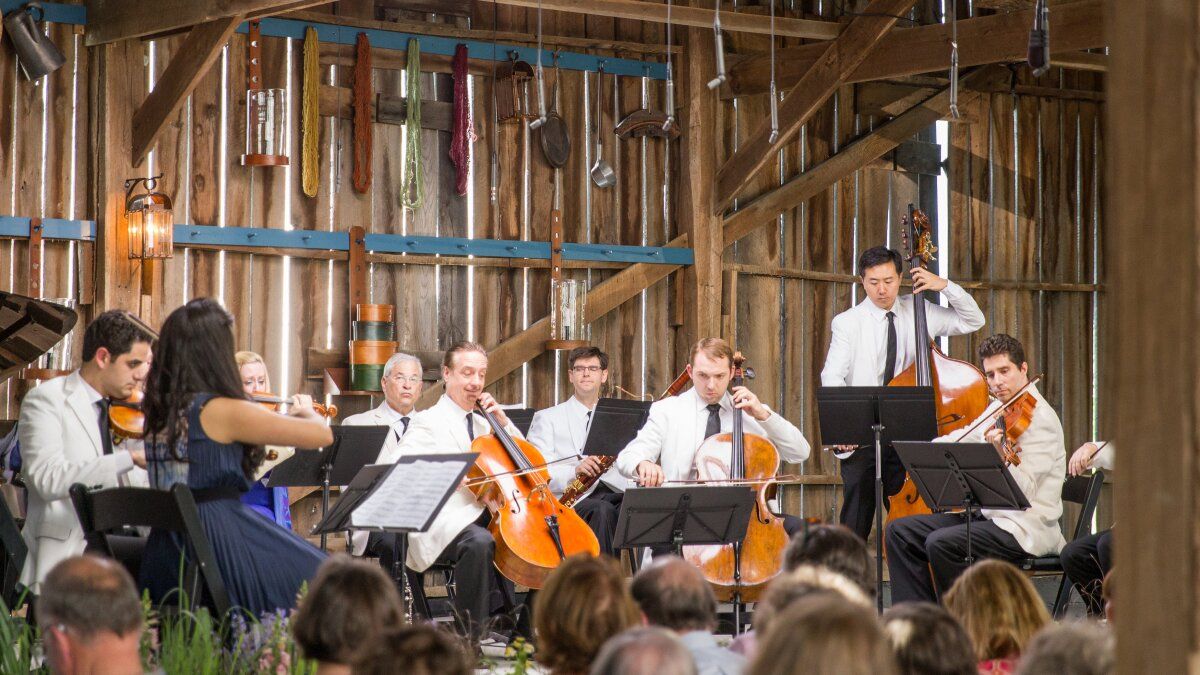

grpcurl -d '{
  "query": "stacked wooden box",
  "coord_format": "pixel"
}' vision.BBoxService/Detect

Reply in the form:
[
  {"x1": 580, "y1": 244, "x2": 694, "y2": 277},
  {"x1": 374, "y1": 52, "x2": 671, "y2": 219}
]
[{"x1": 349, "y1": 304, "x2": 396, "y2": 391}]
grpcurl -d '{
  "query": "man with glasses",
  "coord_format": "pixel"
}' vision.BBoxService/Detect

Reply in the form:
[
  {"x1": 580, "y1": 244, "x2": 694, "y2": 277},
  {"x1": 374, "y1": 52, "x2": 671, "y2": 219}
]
[
  {"x1": 343, "y1": 352, "x2": 423, "y2": 556},
  {"x1": 528, "y1": 346, "x2": 630, "y2": 556}
]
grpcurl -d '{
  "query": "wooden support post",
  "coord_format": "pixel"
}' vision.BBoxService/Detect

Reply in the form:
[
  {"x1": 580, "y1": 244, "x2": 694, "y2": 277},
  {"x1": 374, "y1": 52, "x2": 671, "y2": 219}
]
[
  {"x1": 347, "y1": 225, "x2": 367, "y2": 316},
  {"x1": 713, "y1": 0, "x2": 916, "y2": 214},
  {"x1": 1108, "y1": 2, "x2": 1198, "y2": 672},
  {"x1": 28, "y1": 219, "x2": 42, "y2": 298}
]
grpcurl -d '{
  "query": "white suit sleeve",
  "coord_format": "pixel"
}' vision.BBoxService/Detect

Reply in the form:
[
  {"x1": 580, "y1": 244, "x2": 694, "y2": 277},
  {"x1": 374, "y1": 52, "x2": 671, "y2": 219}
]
[
  {"x1": 20, "y1": 389, "x2": 133, "y2": 502},
  {"x1": 758, "y1": 407, "x2": 811, "y2": 463},
  {"x1": 820, "y1": 314, "x2": 853, "y2": 387},
  {"x1": 924, "y1": 281, "x2": 986, "y2": 337},
  {"x1": 1089, "y1": 440, "x2": 1115, "y2": 472},
  {"x1": 527, "y1": 411, "x2": 575, "y2": 495},
  {"x1": 1003, "y1": 407, "x2": 1062, "y2": 501},
  {"x1": 615, "y1": 402, "x2": 669, "y2": 478}
]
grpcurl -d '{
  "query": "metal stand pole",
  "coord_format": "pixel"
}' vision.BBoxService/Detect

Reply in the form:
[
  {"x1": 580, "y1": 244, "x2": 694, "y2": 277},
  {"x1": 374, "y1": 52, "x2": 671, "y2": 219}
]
[{"x1": 872, "y1": 422, "x2": 885, "y2": 612}]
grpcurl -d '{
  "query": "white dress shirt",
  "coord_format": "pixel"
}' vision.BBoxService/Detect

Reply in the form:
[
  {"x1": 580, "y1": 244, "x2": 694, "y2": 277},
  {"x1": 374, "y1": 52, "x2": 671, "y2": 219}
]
[
  {"x1": 615, "y1": 387, "x2": 811, "y2": 483},
  {"x1": 938, "y1": 384, "x2": 1067, "y2": 557},
  {"x1": 821, "y1": 281, "x2": 985, "y2": 387},
  {"x1": 526, "y1": 396, "x2": 632, "y2": 498},
  {"x1": 388, "y1": 395, "x2": 522, "y2": 572},
  {"x1": 342, "y1": 400, "x2": 415, "y2": 555}
]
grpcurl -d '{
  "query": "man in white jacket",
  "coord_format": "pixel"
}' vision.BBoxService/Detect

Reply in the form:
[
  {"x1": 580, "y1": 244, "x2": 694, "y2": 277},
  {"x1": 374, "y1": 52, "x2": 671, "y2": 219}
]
[
  {"x1": 885, "y1": 334, "x2": 1066, "y2": 602},
  {"x1": 19, "y1": 311, "x2": 153, "y2": 593}
]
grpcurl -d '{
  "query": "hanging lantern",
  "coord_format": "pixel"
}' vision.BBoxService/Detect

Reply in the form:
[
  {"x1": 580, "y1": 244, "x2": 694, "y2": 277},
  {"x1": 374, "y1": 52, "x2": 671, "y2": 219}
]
[
  {"x1": 545, "y1": 211, "x2": 589, "y2": 351},
  {"x1": 124, "y1": 174, "x2": 174, "y2": 260},
  {"x1": 242, "y1": 20, "x2": 289, "y2": 167}
]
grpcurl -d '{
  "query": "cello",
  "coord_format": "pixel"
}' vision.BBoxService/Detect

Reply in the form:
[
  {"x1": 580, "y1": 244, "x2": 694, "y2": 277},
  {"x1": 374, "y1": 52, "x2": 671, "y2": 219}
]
[
  {"x1": 886, "y1": 206, "x2": 990, "y2": 523},
  {"x1": 467, "y1": 402, "x2": 599, "y2": 589},
  {"x1": 682, "y1": 353, "x2": 786, "y2": 604}
]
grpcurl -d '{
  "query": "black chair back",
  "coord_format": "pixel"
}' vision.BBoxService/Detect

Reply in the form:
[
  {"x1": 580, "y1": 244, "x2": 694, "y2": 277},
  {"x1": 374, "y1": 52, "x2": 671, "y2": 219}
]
[
  {"x1": 69, "y1": 483, "x2": 231, "y2": 617},
  {"x1": 1063, "y1": 470, "x2": 1106, "y2": 542}
]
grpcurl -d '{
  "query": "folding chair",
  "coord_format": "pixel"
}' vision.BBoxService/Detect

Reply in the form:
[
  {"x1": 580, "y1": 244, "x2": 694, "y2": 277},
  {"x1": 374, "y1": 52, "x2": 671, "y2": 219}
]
[{"x1": 1017, "y1": 470, "x2": 1106, "y2": 618}]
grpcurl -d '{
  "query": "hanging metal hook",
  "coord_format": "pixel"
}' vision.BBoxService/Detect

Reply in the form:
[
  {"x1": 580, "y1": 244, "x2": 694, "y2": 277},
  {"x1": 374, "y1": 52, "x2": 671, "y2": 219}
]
[
  {"x1": 706, "y1": 0, "x2": 726, "y2": 90},
  {"x1": 768, "y1": 0, "x2": 779, "y2": 143}
]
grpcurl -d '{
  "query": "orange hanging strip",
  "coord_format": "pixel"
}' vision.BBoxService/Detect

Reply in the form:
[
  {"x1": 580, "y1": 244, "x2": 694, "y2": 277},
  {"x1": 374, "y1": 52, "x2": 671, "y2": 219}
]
[{"x1": 352, "y1": 32, "x2": 372, "y2": 194}]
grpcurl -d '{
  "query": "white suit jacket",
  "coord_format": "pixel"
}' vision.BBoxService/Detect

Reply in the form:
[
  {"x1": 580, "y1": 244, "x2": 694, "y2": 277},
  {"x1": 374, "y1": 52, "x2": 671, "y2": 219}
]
[
  {"x1": 18, "y1": 372, "x2": 148, "y2": 591},
  {"x1": 1088, "y1": 440, "x2": 1114, "y2": 472},
  {"x1": 940, "y1": 384, "x2": 1067, "y2": 557},
  {"x1": 615, "y1": 388, "x2": 811, "y2": 483},
  {"x1": 342, "y1": 401, "x2": 413, "y2": 555},
  {"x1": 821, "y1": 281, "x2": 985, "y2": 387},
  {"x1": 526, "y1": 397, "x2": 632, "y2": 498},
  {"x1": 389, "y1": 395, "x2": 522, "y2": 572}
]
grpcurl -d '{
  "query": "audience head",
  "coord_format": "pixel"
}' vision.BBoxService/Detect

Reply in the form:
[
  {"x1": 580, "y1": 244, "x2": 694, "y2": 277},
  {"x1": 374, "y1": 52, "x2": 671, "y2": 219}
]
[
  {"x1": 534, "y1": 554, "x2": 641, "y2": 675},
  {"x1": 754, "y1": 565, "x2": 871, "y2": 639},
  {"x1": 881, "y1": 602, "x2": 976, "y2": 675},
  {"x1": 351, "y1": 623, "x2": 473, "y2": 675},
  {"x1": 235, "y1": 350, "x2": 270, "y2": 395},
  {"x1": 944, "y1": 559, "x2": 1049, "y2": 661},
  {"x1": 80, "y1": 310, "x2": 155, "y2": 399},
  {"x1": 630, "y1": 555, "x2": 717, "y2": 633},
  {"x1": 292, "y1": 555, "x2": 404, "y2": 668},
  {"x1": 441, "y1": 342, "x2": 488, "y2": 410},
  {"x1": 37, "y1": 555, "x2": 144, "y2": 675},
  {"x1": 1102, "y1": 568, "x2": 1114, "y2": 623},
  {"x1": 567, "y1": 346, "x2": 609, "y2": 400},
  {"x1": 589, "y1": 626, "x2": 697, "y2": 675},
  {"x1": 748, "y1": 593, "x2": 898, "y2": 675},
  {"x1": 1016, "y1": 621, "x2": 1114, "y2": 675},
  {"x1": 783, "y1": 524, "x2": 875, "y2": 599},
  {"x1": 687, "y1": 338, "x2": 735, "y2": 405},
  {"x1": 381, "y1": 352, "x2": 423, "y2": 415},
  {"x1": 857, "y1": 246, "x2": 903, "y2": 310}
]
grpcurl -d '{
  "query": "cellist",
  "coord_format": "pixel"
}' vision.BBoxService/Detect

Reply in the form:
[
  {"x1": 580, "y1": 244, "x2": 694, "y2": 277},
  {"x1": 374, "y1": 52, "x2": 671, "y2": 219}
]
[
  {"x1": 885, "y1": 334, "x2": 1066, "y2": 603},
  {"x1": 821, "y1": 246, "x2": 985, "y2": 540},
  {"x1": 614, "y1": 338, "x2": 812, "y2": 548}
]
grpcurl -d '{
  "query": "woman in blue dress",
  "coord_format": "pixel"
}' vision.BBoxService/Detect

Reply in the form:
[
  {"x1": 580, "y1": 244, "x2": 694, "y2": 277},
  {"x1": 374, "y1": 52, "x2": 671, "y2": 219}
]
[
  {"x1": 235, "y1": 350, "x2": 293, "y2": 529},
  {"x1": 138, "y1": 298, "x2": 333, "y2": 617}
]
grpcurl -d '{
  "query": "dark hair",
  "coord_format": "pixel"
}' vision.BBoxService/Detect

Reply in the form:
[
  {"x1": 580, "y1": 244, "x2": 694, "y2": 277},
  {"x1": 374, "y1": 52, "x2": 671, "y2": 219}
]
[
  {"x1": 589, "y1": 626, "x2": 697, "y2": 675},
  {"x1": 37, "y1": 555, "x2": 142, "y2": 639},
  {"x1": 441, "y1": 341, "x2": 487, "y2": 369},
  {"x1": 858, "y1": 246, "x2": 903, "y2": 277},
  {"x1": 783, "y1": 524, "x2": 876, "y2": 599},
  {"x1": 292, "y1": 555, "x2": 403, "y2": 665},
  {"x1": 142, "y1": 298, "x2": 261, "y2": 478},
  {"x1": 978, "y1": 333, "x2": 1027, "y2": 368},
  {"x1": 568, "y1": 346, "x2": 609, "y2": 371},
  {"x1": 881, "y1": 602, "x2": 977, "y2": 675},
  {"x1": 1015, "y1": 622, "x2": 1114, "y2": 675},
  {"x1": 535, "y1": 554, "x2": 642, "y2": 675},
  {"x1": 630, "y1": 556, "x2": 717, "y2": 632},
  {"x1": 351, "y1": 623, "x2": 473, "y2": 675},
  {"x1": 81, "y1": 310, "x2": 155, "y2": 363},
  {"x1": 748, "y1": 594, "x2": 898, "y2": 675}
]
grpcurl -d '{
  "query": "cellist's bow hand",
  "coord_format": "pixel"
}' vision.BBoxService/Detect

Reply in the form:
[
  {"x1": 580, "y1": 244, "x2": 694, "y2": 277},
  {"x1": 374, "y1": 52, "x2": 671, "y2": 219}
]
[
  {"x1": 731, "y1": 386, "x2": 770, "y2": 421},
  {"x1": 635, "y1": 461, "x2": 665, "y2": 487},
  {"x1": 911, "y1": 268, "x2": 948, "y2": 294},
  {"x1": 1069, "y1": 442, "x2": 1099, "y2": 476},
  {"x1": 477, "y1": 392, "x2": 512, "y2": 429}
]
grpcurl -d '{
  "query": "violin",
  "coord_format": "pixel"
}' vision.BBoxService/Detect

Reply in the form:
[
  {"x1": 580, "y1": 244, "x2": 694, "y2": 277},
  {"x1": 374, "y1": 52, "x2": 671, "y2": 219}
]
[
  {"x1": 953, "y1": 375, "x2": 1044, "y2": 467},
  {"x1": 467, "y1": 401, "x2": 599, "y2": 589},
  {"x1": 682, "y1": 353, "x2": 787, "y2": 603},
  {"x1": 250, "y1": 392, "x2": 337, "y2": 418},
  {"x1": 109, "y1": 390, "x2": 146, "y2": 444}
]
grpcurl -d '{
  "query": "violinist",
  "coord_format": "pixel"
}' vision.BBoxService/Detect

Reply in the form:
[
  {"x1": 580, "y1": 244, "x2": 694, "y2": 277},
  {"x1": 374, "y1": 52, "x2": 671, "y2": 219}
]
[
  {"x1": 614, "y1": 338, "x2": 811, "y2": 537},
  {"x1": 235, "y1": 351, "x2": 294, "y2": 529},
  {"x1": 1061, "y1": 440, "x2": 1114, "y2": 616},
  {"x1": 17, "y1": 310, "x2": 154, "y2": 592},
  {"x1": 821, "y1": 246, "x2": 985, "y2": 541},
  {"x1": 387, "y1": 342, "x2": 520, "y2": 641},
  {"x1": 885, "y1": 334, "x2": 1066, "y2": 603}
]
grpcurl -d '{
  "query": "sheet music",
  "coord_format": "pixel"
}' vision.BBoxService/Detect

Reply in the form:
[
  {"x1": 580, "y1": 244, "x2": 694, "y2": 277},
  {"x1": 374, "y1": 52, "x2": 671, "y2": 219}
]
[{"x1": 350, "y1": 459, "x2": 469, "y2": 531}]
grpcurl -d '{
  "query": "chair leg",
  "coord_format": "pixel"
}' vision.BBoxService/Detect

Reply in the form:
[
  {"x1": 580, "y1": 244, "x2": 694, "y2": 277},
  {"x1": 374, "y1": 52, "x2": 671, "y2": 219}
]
[
  {"x1": 1051, "y1": 571, "x2": 1072, "y2": 619},
  {"x1": 406, "y1": 569, "x2": 434, "y2": 621}
]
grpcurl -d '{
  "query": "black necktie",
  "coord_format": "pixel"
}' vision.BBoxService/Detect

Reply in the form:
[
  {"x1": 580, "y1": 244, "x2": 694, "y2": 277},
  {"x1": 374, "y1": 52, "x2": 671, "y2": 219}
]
[
  {"x1": 883, "y1": 311, "x2": 898, "y2": 385},
  {"x1": 466, "y1": 413, "x2": 475, "y2": 441},
  {"x1": 395, "y1": 416, "x2": 410, "y2": 441},
  {"x1": 704, "y1": 403, "x2": 722, "y2": 440},
  {"x1": 96, "y1": 399, "x2": 114, "y2": 456},
  {"x1": 585, "y1": 410, "x2": 592, "y2": 431}
]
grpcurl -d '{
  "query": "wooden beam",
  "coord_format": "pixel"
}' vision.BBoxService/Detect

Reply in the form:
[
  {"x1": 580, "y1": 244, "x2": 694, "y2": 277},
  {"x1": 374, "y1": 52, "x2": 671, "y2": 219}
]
[
  {"x1": 712, "y1": 0, "x2": 916, "y2": 214},
  {"x1": 489, "y1": 0, "x2": 842, "y2": 40},
  {"x1": 130, "y1": 17, "x2": 241, "y2": 168},
  {"x1": 319, "y1": 84, "x2": 466, "y2": 132},
  {"x1": 723, "y1": 67, "x2": 1005, "y2": 247},
  {"x1": 85, "y1": 0, "x2": 330, "y2": 46},
  {"x1": 723, "y1": 0, "x2": 1103, "y2": 97}
]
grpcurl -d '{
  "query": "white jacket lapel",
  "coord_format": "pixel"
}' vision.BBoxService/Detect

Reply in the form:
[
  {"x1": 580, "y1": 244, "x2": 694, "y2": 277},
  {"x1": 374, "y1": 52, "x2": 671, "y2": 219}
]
[{"x1": 64, "y1": 373, "x2": 102, "y2": 456}]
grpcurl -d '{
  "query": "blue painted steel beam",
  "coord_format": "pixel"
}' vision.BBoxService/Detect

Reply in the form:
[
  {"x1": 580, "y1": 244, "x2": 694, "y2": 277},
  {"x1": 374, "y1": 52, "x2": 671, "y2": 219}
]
[
  {"x1": 175, "y1": 224, "x2": 349, "y2": 250},
  {"x1": 0, "y1": 216, "x2": 95, "y2": 241}
]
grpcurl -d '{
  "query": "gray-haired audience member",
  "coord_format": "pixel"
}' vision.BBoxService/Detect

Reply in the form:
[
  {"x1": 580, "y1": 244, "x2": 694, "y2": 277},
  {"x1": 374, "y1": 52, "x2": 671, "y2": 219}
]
[
  {"x1": 881, "y1": 602, "x2": 976, "y2": 675},
  {"x1": 37, "y1": 555, "x2": 145, "y2": 675},
  {"x1": 589, "y1": 626, "x2": 698, "y2": 675},
  {"x1": 630, "y1": 556, "x2": 746, "y2": 675},
  {"x1": 1016, "y1": 622, "x2": 1115, "y2": 675}
]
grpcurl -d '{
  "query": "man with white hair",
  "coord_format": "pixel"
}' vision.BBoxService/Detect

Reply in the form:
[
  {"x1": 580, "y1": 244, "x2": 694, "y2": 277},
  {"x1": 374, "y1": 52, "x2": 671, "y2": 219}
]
[{"x1": 343, "y1": 352, "x2": 424, "y2": 556}]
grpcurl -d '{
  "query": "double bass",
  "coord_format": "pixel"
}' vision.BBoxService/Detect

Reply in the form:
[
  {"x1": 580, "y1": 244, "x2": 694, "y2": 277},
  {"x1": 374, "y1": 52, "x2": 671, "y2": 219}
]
[
  {"x1": 886, "y1": 206, "x2": 990, "y2": 523},
  {"x1": 682, "y1": 353, "x2": 785, "y2": 603},
  {"x1": 467, "y1": 402, "x2": 599, "y2": 588}
]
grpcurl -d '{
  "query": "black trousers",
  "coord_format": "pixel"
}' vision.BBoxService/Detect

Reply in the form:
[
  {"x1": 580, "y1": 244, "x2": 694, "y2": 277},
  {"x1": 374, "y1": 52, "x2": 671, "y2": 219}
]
[
  {"x1": 574, "y1": 483, "x2": 623, "y2": 557},
  {"x1": 885, "y1": 512, "x2": 1024, "y2": 604},
  {"x1": 1060, "y1": 529, "x2": 1112, "y2": 616},
  {"x1": 839, "y1": 444, "x2": 909, "y2": 540}
]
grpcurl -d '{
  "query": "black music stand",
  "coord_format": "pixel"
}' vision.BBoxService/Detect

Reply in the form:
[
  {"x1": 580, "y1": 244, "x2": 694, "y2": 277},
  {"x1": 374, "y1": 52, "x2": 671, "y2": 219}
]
[
  {"x1": 313, "y1": 453, "x2": 476, "y2": 621},
  {"x1": 268, "y1": 425, "x2": 390, "y2": 550},
  {"x1": 581, "y1": 398, "x2": 652, "y2": 457},
  {"x1": 505, "y1": 408, "x2": 537, "y2": 437},
  {"x1": 893, "y1": 441, "x2": 1030, "y2": 565},
  {"x1": 816, "y1": 386, "x2": 937, "y2": 610}
]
